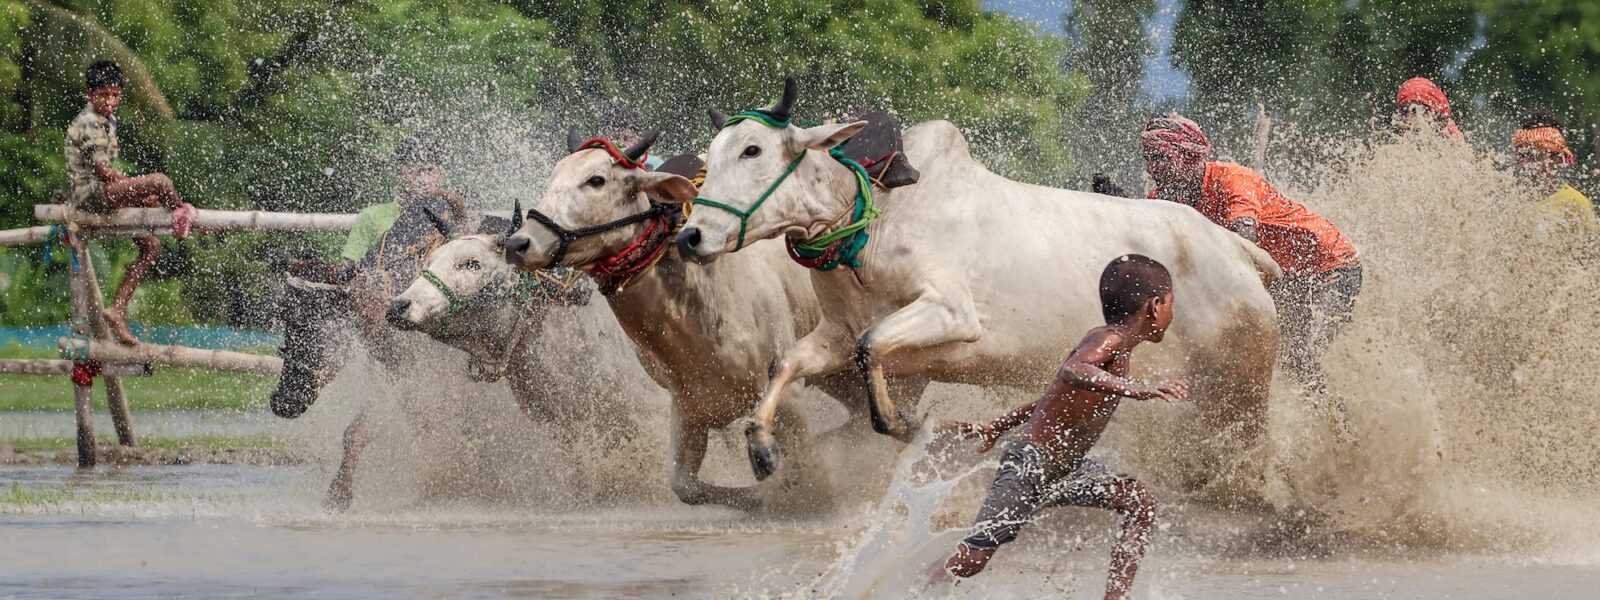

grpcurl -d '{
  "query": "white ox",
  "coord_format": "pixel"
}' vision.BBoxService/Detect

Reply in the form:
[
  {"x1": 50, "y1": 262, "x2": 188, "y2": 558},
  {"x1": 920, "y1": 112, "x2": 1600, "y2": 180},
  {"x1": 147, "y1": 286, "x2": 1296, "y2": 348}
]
[
  {"x1": 501, "y1": 134, "x2": 908, "y2": 510},
  {"x1": 668, "y1": 81, "x2": 1283, "y2": 481}
]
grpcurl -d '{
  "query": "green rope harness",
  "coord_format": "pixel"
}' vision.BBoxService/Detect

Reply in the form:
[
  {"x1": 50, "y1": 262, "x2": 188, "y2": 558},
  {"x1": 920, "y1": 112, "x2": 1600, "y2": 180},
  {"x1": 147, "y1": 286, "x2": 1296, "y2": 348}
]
[
  {"x1": 420, "y1": 269, "x2": 540, "y2": 331},
  {"x1": 691, "y1": 110, "x2": 879, "y2": 268},
  {"x1": 690, "y1": 152, "x2": 804, "y2": 251},
  {"x1": 787, "y1": 146, "x2": 880, "y2": 271}
]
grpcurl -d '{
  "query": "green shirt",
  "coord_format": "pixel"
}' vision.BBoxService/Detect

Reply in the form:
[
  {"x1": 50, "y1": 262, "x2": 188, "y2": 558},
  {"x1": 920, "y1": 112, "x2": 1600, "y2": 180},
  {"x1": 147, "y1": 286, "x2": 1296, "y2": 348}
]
[{"x1": 341, "y1": 202, "x2": 401, "y2": 261}]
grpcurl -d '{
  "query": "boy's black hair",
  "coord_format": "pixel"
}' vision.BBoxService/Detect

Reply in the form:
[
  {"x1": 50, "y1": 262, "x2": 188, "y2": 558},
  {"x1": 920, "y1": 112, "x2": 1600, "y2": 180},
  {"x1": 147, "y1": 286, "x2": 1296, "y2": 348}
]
[
  {"x1": 396, "y1": 135, "x2": 443, "y2": 167},
  {"x1": 1519, "y1": 113, "x2": 1562, "y2": 132},
  {"x1": 85, "y1": 61, "x2": 124, "y2": 91},
  {"x1": 1099, "y1": 254, "x2": 1173, "y2": 324}
]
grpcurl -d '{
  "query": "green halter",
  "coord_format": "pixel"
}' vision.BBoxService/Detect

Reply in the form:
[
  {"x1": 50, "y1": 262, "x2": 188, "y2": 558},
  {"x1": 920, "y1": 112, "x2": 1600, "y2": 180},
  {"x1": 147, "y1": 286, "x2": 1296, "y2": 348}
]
[
  {"x1": 420, "y1": 268, "x2": 538, "y2": 331},
  {"x1": 691, "y1": 111, "x2": 804, "y2": 250},
  {"x1": 691, "y1": 110, "x2": 879, "y2": 266}
]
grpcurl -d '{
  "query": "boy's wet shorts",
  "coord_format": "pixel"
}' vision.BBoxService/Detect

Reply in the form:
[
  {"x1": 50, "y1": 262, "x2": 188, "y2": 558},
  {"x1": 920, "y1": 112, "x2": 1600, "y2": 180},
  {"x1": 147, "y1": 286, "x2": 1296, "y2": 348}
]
[{"x1": 960, "y1": 443, "x2": 1133, "y2": 550}]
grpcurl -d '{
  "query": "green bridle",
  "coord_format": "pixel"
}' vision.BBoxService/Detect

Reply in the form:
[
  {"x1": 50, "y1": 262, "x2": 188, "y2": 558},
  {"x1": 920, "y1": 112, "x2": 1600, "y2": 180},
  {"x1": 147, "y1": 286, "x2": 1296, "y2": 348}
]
[
  {"x1": 691, "y1": 110, "x2": 880, "y2": 269},
  {"x1": 691, "y1": 111, "x2": 806, "y2": 251},
  {"x1": 419, "y1": 268, "x2": 537, "y2": 332}
]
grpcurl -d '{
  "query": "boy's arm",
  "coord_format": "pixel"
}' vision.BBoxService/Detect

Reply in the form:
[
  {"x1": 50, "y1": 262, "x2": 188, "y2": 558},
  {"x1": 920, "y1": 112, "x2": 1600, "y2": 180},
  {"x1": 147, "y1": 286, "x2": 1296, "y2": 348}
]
[
  {"x1": 1057, "y1": 329, "x2": 1187, "y2": 401},
  {"x1": 941, "y1": 400, "x2": 1035, "y2": 453}
]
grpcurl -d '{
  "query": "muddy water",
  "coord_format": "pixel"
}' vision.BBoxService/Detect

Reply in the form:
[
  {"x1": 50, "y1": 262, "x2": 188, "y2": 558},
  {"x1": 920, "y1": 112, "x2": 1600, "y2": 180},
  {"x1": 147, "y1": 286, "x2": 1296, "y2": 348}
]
[{"x1": 3, "y1": 461, "x2": 1599, "y2": 599}]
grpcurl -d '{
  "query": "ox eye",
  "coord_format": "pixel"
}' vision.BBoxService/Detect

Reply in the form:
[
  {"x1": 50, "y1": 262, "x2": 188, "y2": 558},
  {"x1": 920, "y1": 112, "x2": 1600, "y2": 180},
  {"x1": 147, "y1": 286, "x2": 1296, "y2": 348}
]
[
  {"x1": 586, "y1": 175, "x2": 606, "y2": 187},
  {"x1": 741, "y1": 145, "x2": 761, "y2": 158},
  {"x1": 458, "y1": 259, "x2": 481, "y2": 271}
]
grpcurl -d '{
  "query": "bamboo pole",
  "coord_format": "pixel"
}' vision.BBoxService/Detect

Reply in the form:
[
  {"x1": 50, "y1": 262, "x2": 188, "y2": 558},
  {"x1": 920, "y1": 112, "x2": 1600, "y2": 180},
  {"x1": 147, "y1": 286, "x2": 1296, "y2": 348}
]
[
  {"x1": 58, "y1": 338, "x2": 282, "y2": 376},
  {"x1": 0, "y1": 359, "x2": 149, "y2": 376},
  {"x1": 66, "y1": 233, "x2": 97, "y2": 468},
  {"x1": 0, "y1": 225, "x2": 54, "y2": 245},
  {"x1": 77, "y1": 245, "x2": 136, "y2": 446},
  {"x1": 34, "y1": 205, "x2": 359, "y2": 232}
]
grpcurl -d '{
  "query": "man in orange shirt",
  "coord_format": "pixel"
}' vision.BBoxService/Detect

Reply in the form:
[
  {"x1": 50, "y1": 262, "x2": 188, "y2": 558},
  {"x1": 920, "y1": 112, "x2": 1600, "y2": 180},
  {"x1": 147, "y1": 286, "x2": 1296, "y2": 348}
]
[{"x1": 1142, "y1": 114, "x2": 1362, "y2": 402}]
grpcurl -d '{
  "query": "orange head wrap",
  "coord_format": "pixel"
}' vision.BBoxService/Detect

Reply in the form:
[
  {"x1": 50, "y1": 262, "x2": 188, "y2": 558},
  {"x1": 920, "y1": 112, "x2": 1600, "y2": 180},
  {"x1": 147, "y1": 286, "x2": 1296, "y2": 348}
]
[
  {"x1": 1396, "y1": 77, "x2": 1464, "y2": 139},
  {"x1": 1514, "y1": 119, "x2": 1576, "y2": 167}
]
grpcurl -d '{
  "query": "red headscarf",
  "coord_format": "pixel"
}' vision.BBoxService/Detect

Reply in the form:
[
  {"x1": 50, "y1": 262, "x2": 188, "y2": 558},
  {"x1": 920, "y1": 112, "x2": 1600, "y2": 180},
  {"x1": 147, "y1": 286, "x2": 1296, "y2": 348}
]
[
  {"x1": 1141, "y1": 114, "x2": 1212, "y2": 162},
  {"x1": 1396, "y1": 77, "x2": 1464, "y2": 139}
]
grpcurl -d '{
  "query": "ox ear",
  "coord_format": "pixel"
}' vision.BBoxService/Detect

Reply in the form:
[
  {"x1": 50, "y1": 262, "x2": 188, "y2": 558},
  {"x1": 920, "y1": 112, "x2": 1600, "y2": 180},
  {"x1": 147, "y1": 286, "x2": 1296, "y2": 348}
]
[
  {"x1": 792, "y1": 120, "x2": 867, "y2": 153},
  {"x1": 634, "y1": 171, "x2": 698, "y2": 205}
]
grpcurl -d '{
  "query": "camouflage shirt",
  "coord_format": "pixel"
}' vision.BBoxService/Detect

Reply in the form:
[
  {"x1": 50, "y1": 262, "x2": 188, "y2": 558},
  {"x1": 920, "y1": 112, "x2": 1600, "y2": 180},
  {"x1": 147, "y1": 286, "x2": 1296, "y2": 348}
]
[{"x1": 64, "y1": 102, "x2": 119, "y2": 207}]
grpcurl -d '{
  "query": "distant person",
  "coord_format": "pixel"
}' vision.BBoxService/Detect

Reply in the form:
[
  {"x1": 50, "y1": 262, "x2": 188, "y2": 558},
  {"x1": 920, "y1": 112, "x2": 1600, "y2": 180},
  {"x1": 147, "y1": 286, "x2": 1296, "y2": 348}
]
[
  {"x1": 1394, "y1": 77, "x2": 1465, "y2": 140},
  {"x1": 1142, "y1": 114, "x2": 1361, "y2": 401},
  {"x1": 929, "y1": 255, "x2": 1186, "y2": 600},
  {"x1": 1513, "y1": 114, "x2": 1598, "y2": 237},
  {"x1": 64, "y1": 60, "x2": 199, "y2": 345}
]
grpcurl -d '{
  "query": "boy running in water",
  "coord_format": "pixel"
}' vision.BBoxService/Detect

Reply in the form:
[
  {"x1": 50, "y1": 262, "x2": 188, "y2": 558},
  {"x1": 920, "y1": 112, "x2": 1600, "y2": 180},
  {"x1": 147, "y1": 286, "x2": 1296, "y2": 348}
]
[
  {"x1": 933, "y1": 254, "x2": 1187, "y2": 600},
  {"x1": 65, "y1": 60, "x2": 198, "y2": 345}
]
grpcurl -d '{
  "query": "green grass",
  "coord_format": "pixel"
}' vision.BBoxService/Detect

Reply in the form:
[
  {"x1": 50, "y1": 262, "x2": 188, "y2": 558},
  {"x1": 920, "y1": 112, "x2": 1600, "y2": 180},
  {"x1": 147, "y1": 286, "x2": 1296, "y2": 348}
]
[
  {"x1": 0, "y1": 344, "x2": 276, "y2": 412},
  {"x1": 2, "y1": 433, "x2": 283, "y2": 453},
  {"x1": 3, "y1": 482, "x2": 173, "y2": 506}
]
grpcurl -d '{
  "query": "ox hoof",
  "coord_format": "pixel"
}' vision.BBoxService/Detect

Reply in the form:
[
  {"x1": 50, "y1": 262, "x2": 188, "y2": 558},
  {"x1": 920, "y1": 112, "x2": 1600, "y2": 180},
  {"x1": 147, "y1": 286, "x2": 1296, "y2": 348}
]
[
  {"x1": 744, "y1": 424, "x2": 781, "y2": 482},
  {"x1": 324, "y1": 483, "x2": 353, "y2": 514}
]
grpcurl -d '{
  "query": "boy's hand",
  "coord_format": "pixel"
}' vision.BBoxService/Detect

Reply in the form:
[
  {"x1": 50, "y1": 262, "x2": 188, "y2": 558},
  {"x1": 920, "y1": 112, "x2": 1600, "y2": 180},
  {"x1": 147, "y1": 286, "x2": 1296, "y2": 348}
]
[
  {"x1": 938, "y1": 421, "x2": 1003, "y2": 453},
  {"x1": 1130, "y1": 379, "x2": 1189, "y2": 402}
]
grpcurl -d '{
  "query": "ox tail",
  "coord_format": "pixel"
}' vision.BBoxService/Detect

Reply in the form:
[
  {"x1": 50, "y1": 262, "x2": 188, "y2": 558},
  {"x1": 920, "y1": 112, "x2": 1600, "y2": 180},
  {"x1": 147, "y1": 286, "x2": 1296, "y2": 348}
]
[{"x1": 1240, "y1": 239, "x2": 1282, "y2": 288}]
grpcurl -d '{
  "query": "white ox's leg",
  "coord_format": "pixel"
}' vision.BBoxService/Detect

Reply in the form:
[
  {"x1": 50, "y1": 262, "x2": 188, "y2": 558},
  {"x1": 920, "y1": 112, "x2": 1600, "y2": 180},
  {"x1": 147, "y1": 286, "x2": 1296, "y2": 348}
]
[
  {"x1": 747, "y1": 322, "x2": 854, "y2": 481},
  {"x1": 856, "y1": 290, "x2": 982, "y2": 441}
]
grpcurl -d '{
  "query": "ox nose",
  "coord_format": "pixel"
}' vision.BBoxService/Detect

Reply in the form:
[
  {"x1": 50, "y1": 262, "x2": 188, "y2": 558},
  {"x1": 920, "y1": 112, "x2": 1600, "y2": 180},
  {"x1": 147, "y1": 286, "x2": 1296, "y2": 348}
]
[
  {"x1": 676, "y1": 227, "x2": 705, "y2": 262},
  {"x1": 504, "y1": 234, "x2": 531, "y2": 262},
  {"x1": 385, "y1": 297, "x2": 413, "y2": 329}
]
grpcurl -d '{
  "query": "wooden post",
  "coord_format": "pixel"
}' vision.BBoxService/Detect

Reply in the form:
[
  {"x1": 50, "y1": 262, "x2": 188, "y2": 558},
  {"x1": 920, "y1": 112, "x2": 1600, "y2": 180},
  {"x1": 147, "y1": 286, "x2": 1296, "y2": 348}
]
[
  {"x1": 77, "y1": 245, "x2": 137, "y2": 447},
  {"x1": 59, "y1": 338, "x2": 283, "y2": 375},
  {"x1": 66, "y1": 232, "x2": 97, "y2": 468},
  {"x1": 1251, "y1": 105, "x2": 1272, "y2": 171}
]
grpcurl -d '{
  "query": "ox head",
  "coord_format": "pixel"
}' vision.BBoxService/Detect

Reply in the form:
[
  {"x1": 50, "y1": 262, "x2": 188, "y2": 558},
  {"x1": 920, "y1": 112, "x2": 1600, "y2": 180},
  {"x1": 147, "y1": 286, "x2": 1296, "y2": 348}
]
[
  {"x1": 387, "y1": 232, "x2": 523, "y2": 335},
  {"x1": 676, "y1": 78, "x2": 867, "y2": 263},
  {"x1": 502, "y1": 131, "x2": 697, "y2": 271}
]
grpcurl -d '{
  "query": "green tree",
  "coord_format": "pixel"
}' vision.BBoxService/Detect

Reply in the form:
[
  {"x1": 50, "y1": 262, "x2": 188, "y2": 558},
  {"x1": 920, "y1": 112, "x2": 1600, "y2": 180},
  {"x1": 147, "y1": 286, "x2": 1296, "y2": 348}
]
[
  {"x1": 1470, "y1": 1, "x2": 1600, "y2": 161},
  {"x1": 512, "y1": 0, "x2": 1088, "y2": 185},
  {"x1": 1064, "y1": 0, "x2": 1156, "y2": 186}
]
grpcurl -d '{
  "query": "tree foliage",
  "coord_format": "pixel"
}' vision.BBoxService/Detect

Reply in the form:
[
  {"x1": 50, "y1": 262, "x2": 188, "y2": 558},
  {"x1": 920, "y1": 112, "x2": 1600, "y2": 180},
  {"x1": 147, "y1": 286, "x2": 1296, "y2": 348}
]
[{"x1": 0, "y1": 0, "x2": 1084, "y2": 326}]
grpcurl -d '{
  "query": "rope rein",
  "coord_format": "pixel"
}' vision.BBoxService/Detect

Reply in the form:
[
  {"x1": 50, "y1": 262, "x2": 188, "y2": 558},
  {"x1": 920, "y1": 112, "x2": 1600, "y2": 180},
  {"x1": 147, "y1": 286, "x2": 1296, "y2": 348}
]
[{"x1": 690, "y1": 110, "x2": 880, "y2": 270}]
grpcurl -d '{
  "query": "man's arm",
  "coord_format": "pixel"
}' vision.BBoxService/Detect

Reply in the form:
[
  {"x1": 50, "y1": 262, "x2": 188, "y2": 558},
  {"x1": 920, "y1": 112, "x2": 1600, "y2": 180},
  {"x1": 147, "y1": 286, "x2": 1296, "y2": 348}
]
[{"x1": 1057, "y1": 329, "x2": 1186, "y2": 401}]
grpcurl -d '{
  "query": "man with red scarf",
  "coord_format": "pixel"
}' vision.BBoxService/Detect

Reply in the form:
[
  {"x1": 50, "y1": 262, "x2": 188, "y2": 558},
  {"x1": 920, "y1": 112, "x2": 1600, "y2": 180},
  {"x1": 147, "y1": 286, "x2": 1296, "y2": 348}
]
[
  {"x1": 1395, "y1": 77, "x2": 1465, "y2": 140},
  {"x1": 1142, "y1": 114, "x2": 1362, "y2": 403}
]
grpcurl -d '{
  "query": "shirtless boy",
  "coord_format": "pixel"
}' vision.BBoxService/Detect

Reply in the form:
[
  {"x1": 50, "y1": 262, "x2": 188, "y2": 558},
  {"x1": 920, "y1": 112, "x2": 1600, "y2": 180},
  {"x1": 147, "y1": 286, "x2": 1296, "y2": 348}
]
[{"x1": 933, "y1": 254, "x2": 1188, "y2": 600}]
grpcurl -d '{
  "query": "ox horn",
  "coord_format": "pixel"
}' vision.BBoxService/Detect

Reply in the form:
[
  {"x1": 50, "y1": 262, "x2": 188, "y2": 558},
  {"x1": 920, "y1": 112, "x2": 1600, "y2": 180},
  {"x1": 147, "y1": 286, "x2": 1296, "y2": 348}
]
[
  {"x1": 567, "y1": 128, "x2": 584, "y2": 154},
  {"x1": 708, "y1": 108, "x2": 728, "y2": 129},
  {"x1": 623, "y1": 130, "x2": 659, "y2": 163},
  {"x1": 762, "y1": 76, "x2": 797, "y2": 121},
  {"x1": 508, "y1": 197, "x2": 523, "y2": 236}
]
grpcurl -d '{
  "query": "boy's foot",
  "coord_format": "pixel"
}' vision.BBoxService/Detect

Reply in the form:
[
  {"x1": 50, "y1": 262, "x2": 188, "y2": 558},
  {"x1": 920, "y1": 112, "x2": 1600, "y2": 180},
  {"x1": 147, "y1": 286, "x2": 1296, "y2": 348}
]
[
  {"x1": 101, "y1": 308, "x2": 141, "y2": 346},
  {"x1": 170, "y1": 203, "x2": 197, "y2": 238}
]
